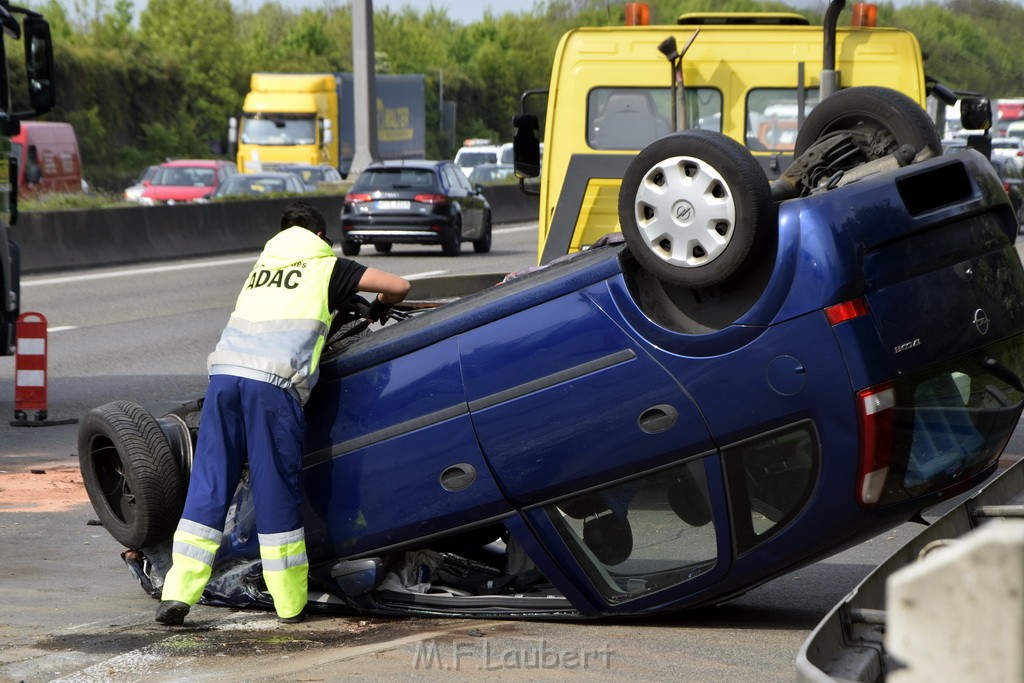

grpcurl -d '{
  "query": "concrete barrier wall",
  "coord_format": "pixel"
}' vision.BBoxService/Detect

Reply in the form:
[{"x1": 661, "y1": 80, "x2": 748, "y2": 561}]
[{"x1": 14, "y1": 184, "x2": 538, "y2": 274}]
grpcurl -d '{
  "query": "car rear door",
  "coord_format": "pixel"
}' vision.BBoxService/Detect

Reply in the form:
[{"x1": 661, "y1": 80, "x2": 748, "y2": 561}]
[{"x1": 461, "y1": 281, "x2": 731, "y2": 612}]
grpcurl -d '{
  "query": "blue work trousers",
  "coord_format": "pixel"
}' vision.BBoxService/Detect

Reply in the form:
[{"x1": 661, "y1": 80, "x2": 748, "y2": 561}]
[{"x1": 181, "y1": 373, "x2": 306, "y2": 538}]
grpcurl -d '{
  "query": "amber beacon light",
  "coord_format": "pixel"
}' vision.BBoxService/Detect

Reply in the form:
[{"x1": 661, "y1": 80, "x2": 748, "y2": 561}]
[
  {"x1": 851, "y1": 3, "x2": 878, "y2": 27},
  {"x1": 625, "y1": 2, "x2": 650, "y2": 26}
]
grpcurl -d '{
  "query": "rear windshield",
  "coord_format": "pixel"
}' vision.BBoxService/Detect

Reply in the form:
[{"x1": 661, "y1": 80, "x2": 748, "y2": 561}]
[
  {"x1": 154, "y1": 166, "x2": 217, "y2": 187},
  {"x1": 877, "y1": 336, "x2": 1024, "y2": 506},
  {"x1": 218, "y1": 176, "x2": 293, "y2": 194},
  {"x1": 353, "y1": 168, "x2": 438, "y2": 191},
  {"x1": 456, "y1": 151, "x2": 497, "y2": 166}
]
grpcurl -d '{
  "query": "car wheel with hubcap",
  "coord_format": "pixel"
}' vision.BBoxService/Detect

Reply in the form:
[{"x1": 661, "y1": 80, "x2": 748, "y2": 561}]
[{"x1": 618, "y1": 129, "x2": 773, "y2": 288}]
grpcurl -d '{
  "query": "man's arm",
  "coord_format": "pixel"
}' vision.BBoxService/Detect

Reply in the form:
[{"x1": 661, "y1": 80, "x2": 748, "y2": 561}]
[{"x1": 358, "y1": 268, "x2": 410, "y2": 305}]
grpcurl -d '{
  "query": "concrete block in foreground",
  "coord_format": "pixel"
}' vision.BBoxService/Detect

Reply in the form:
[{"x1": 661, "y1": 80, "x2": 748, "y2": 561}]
[{"x1": 887, "y1": 519, "x2": 1024, "y2": 683}]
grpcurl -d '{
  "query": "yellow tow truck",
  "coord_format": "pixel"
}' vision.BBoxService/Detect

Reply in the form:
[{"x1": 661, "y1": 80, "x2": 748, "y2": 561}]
[{"x1": 513, "y1": 1, "x2": 987, "y2": 263}]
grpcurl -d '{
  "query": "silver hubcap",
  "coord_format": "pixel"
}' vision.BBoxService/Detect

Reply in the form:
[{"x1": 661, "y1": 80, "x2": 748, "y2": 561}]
[{"x1": 632, "y1": 155, "x2": 736, "y2": 268}]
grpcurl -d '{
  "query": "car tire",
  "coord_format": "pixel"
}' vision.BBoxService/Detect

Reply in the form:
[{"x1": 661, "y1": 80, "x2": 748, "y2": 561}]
[
  {"x1": 374, "y1": 242, "x2": 393, "y2": 254},
  {"x1": 78, "y1": 401, "x2": 186, "y2": 548},
  {"x1": 618, "y1": 129, "x2": 773, "y2": 288},
  {"x1": 341, "y1": 239, "x2": 360, "y2": 256},
  {"x1": 793, "y1": 86, "x2": 942, "y2": 162},
  {"x1": 473, "y1": 211, "x2": 492, "y2": 253},
  {"x1": 442, "y1": 216, "x2": 462, "y2": 257}
]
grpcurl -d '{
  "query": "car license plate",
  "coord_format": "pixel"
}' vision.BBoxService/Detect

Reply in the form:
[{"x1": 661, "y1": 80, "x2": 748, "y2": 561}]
[{"x1": 376, "y1": 200, "x2": 410, "y2": 210}]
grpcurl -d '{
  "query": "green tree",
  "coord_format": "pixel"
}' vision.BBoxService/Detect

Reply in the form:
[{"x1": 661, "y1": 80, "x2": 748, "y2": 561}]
[{"x1": 138, "y1": 0, "x2": 243, "y2": 154}]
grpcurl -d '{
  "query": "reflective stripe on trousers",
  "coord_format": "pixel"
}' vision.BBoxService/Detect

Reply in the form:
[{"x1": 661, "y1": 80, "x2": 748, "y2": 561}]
[
  {"x1": 259, "y1": 529, "x2": 308, "y2": 619},
  {"x1": 161, "y1": 520, "x2": 223, "y2": 605}
]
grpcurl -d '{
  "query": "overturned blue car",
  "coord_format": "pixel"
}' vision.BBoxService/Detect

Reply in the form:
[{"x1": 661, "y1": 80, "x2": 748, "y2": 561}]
[{"x1": 79, "y1": 88, "x2": 1024, "y2": 619}]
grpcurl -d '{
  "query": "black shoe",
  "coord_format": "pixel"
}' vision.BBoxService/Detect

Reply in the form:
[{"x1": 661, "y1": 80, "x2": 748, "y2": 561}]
[
  {"x1": 278, "y1": 611, "x2": 305, "y2": 624},
  {"x1": 155, "y1": 600, "x2": 190, "y2": 625}
]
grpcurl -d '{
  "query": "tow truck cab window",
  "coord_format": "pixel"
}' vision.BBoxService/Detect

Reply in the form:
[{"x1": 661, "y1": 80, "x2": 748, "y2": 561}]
[
  {"x1": 745, "y1": 88, "x2": 821, "y2": 152},
  {"x1": 586, "y1": 87, "x2": 722, "y2": 150}
]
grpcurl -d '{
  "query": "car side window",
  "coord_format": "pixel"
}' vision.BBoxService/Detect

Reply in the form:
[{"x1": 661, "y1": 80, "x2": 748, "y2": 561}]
[
  {"x1": 450, "y1": 165, "x2": 474, "y2": 192},
  {"x1": 442, "y1": 165, "x2": 464, "y2": 193},
  {"x1": 544, "y1": 456, "x2": 719, "y2": 603},
  {"x1": 721, "y1": 421, "x2": 819, "y2": 555}
]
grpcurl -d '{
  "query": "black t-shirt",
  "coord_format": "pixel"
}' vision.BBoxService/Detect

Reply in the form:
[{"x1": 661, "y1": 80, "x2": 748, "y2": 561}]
[{"x1": 327, "y1": 256, "x2": 367, "y2": 312}]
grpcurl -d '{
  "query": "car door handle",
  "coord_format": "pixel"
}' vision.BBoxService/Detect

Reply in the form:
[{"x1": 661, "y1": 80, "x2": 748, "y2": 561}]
[
  {"x1": 638, "y1": 404, "x2": 678, "y2": 433},
  {"x1": 440, "y1": 463, "x2": 478, "y2": 491}
]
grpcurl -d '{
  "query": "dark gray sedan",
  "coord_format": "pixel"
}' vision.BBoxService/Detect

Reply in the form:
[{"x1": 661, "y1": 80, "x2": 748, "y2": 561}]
[{"x1": 341, "y1": 160, "x2": 492, "y2": 256}]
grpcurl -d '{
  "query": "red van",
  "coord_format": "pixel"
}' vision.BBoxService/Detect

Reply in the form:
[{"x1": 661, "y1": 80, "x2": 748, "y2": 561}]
[{"x1": 11, "y1": 121, "x2": 84, "y2": 195}]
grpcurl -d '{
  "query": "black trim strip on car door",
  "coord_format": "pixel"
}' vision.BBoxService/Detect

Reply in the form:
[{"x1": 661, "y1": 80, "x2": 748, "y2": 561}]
[
  {"x1": 304, "y1": 348, "x2": 637, "y2": 467},
  {"x1": 467, "y1": 348, "x2": 637, "y2": 412},
  {"x1": 303, "y1": 403, "x2": 469, "y2": 468}
]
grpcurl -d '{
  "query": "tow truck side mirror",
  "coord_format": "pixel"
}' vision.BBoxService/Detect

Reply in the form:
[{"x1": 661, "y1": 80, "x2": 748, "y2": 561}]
[
  {"x1": 960, "y1": 97, "x2": 992, "y2": 132},
  {"x1": 23, "y1": 17, "x2": 54, "y2": 115},
  {"x1": 512, "y1": 113, "x2": 541, "y2": 179}
]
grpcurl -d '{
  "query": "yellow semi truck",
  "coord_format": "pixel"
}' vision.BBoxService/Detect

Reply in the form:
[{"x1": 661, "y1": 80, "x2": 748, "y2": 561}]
[
  {"x1": 234, "y1": 72, "x2": 426, "y2": 176},
  {"x1": 513, "y1": 1, "x2": 982, "y2": 263}
]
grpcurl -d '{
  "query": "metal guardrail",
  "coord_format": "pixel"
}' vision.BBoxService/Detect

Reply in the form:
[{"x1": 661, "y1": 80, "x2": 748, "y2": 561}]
[{"x1": 796, "y1": 457, "x2": 1024, "y2": 682}]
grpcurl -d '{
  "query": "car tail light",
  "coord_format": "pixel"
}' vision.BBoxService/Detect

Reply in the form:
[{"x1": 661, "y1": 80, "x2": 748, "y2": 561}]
[
  {"x1": 1004, "y1": 181, "x2": 1013, "y2": 192},
  {"x1": 824, "y1": 297, "x2": 870, "y2": 325},
  {"x1": 345, "y1": 193, "x2": 371, "y2": 203},
  {"x1": 856, "y1": 383, "x2": 895, "y2": 506},
  {"x1": 414, "y1": 193, "x2": 446, "y2": 204}
]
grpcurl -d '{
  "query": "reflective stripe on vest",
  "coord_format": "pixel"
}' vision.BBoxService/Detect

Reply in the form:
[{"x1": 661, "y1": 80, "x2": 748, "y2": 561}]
[{"x1": 207, "y1": 227, "x2": 336, "y2": 404}]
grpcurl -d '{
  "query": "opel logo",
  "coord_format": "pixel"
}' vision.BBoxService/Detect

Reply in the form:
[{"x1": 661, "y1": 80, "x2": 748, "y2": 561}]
[
  {"x1": 673, "y1": 200, "x2": 694, "y2": 224},
  {"x1": 973, "y1": 308, "x2": 990, "y2": 335}
]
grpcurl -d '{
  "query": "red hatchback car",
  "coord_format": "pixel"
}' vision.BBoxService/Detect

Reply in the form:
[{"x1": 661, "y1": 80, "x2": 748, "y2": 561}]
[{"x1": 138, "y1": 159, "x2": 238, "y2": 205}]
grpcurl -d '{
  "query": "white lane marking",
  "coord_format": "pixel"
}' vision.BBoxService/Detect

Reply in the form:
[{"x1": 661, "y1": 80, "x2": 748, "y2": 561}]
[
  {"x1": 22, "y1": 224, "x2": 534, "y2": 288},
  {"x1": 48, "y1": 326, "x2": 77, "y2": 333},
  {"x1": 23, "y1": 254, "x2": 259, "y2": 287}
]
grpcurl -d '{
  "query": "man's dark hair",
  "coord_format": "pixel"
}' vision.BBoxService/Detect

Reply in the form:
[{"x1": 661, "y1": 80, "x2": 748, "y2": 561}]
[{"x1": 281, "y1": 201, "x2": 326, "y2": 234}]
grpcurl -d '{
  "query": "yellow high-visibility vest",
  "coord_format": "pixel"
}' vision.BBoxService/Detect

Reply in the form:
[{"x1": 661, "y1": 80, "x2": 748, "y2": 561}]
[{"x1": 208, "y1": 226, "x2": 337, "y2": 404}]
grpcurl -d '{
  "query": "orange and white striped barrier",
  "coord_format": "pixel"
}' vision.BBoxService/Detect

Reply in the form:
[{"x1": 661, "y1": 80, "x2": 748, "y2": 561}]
[
  {"x1": 10, "y1": 312, "x2": 76, "y2": 426},
  {"x1": 13, "y1": 311, "x2": 47, "y2": 421}
]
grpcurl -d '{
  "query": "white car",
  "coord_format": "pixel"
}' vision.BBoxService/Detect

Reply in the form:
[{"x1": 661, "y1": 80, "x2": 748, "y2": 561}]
[
  {"x1": 991, "y1": 136, "x2": 1024, "y2": 164},
  {"x1": 454, "y1": 144, "x2": 501, "y2": 177}
]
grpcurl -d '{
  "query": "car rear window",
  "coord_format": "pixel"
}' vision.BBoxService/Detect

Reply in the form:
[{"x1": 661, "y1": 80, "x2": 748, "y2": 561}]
[
  {"x1": 156, "y1": 166, "x2": 217, "y2": 187},
  {"x1": 354, "y1": 168, "x2": 438, "y2": 191}
]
